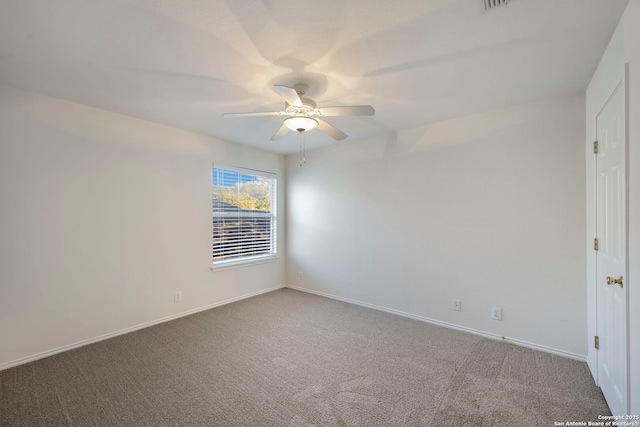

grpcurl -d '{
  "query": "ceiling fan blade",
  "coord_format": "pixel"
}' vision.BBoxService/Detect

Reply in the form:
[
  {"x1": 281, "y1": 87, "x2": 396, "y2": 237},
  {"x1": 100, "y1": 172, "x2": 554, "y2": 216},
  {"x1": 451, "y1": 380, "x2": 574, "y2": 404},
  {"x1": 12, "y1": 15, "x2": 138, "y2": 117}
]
[
  {"x1": 222, "y1": 111, "x2": 282, "y2": 118},
  {"x1": 274, "y1": 85, "x2": 303, "y2": 107},
  {"x1": 318, "y1": 105, "x2": 375, "y2": 116},
  {"x1": 270, "y1": 124, "x2": 290, "y2": 141},
  {"x1": 316, "y1": 119, "x2": 347, "y2": 141}
]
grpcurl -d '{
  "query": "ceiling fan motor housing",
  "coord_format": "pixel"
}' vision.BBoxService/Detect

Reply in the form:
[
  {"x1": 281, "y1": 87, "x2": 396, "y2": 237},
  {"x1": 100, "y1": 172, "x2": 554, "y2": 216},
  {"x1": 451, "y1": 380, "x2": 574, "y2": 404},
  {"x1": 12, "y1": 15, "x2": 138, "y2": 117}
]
[{"x1": 285, "y1": 97, "x2": 317, "y2": 115}]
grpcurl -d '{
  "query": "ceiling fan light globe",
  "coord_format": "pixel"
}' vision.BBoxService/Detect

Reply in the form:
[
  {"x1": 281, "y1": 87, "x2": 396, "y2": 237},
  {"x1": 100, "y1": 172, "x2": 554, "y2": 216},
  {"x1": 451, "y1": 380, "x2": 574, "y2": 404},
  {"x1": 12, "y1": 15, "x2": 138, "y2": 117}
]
[{"x1": 284, "y1": 116, "x2": 318, "y2": 132}]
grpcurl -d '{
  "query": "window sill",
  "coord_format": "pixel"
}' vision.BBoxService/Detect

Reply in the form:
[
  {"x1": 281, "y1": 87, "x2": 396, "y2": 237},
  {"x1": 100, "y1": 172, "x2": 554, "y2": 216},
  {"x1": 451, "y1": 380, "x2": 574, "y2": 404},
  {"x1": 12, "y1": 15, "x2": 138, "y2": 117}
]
[{"x1": 211, "y1": 255, "x2": 278, "y2": 272}]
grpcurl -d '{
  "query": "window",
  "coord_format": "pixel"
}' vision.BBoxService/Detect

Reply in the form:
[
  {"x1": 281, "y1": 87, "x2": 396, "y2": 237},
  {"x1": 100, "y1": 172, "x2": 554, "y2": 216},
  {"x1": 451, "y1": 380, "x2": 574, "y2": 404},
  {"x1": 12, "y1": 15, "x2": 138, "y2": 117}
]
[{"x1": 212, "y1": 165, "x2": 277, "y2": 268}]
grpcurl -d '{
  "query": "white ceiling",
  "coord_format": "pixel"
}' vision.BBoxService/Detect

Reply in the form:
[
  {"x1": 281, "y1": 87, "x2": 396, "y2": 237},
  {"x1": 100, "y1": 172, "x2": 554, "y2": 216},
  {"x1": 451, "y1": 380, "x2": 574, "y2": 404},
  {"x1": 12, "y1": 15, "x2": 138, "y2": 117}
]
[{"x1": 0, "y1": 0, "x2": 629, "y2": 154}]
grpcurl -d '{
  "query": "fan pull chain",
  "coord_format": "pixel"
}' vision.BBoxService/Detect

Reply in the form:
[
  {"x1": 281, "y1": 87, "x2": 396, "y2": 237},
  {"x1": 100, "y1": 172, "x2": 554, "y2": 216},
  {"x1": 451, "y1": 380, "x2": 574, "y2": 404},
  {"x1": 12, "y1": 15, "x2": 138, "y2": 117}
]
[
  {"x1": 298, "y1": 131, "x2": 302, "y2": 166},
  {"x1": 298, "y1": 130, "x2": 307, "y2": 166},
  {"x1": 302, "y1": 131, "x2": 307, "y2": 164}
]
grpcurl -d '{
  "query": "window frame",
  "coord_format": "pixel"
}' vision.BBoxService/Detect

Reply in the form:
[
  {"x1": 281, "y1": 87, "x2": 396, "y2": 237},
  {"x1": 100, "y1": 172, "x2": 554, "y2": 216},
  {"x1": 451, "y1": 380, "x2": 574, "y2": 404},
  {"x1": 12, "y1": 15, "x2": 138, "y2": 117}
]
[{"x1": 211, "y1": 164, "x2": 277, "y2": 270}]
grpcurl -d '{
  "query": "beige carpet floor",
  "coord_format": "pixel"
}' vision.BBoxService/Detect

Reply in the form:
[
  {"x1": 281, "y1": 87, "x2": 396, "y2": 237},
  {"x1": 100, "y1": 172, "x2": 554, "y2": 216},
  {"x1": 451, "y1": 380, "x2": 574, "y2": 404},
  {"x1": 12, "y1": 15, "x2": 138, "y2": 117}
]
[{"x1": 0, "y1": 288, "x2": 610, "y2": 426}]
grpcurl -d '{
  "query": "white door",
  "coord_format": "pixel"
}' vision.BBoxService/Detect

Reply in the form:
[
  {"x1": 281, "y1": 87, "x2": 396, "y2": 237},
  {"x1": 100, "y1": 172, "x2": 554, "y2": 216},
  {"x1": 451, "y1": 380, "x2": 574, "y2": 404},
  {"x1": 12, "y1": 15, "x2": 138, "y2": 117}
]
[{"x1": 595, "y1": 81, "x2": 628, "y2": 416}]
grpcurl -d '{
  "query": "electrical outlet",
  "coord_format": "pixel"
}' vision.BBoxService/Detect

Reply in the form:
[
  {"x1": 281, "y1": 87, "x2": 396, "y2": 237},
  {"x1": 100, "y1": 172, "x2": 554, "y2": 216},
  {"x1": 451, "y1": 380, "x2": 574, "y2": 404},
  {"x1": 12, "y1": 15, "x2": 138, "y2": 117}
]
[
  {"x1": 298, "y1": 271, "x2": 304, "y2": 281},
  {"x1": 174, "y1": 291, "x2": 183, "y2": 303},
  {"x1": 491, "y1": 307, "x2": 502, "y2": 320},
  {"x1": 453, "y1": 300, "x2": 462, "y2": 312}
]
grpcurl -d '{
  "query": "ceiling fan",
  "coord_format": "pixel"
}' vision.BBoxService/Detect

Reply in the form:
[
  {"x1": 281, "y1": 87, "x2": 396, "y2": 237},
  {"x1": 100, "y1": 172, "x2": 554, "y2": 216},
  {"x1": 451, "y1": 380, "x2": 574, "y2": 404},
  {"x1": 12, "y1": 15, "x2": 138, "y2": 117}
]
[{"x1": 222, "y1": 84, "x2": 375, "y2": 141}]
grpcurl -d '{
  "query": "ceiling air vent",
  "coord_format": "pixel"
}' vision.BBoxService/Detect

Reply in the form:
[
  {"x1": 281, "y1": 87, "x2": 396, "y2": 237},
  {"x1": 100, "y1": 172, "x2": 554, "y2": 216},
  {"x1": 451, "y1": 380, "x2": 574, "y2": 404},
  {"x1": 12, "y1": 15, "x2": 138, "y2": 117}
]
[{"x1": 484, "y1": 0, "x2": 510, "y2": 10}]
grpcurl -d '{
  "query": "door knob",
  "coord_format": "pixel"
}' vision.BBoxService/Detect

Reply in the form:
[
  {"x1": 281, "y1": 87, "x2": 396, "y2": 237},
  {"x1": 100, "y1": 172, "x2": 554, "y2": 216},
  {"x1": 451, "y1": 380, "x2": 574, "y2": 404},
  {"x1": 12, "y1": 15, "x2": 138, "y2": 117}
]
[{"x1": 606, "y1": 276, "x2": 624, "y2": 288}]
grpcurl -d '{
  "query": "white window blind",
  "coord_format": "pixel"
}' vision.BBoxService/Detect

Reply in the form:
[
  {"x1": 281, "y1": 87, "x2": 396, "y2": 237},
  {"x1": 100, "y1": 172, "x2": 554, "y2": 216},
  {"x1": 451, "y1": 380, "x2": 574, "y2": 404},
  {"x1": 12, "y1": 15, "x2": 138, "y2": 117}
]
[{"x1": 212, "y1": 165, "x2": 277, "y2": 267}]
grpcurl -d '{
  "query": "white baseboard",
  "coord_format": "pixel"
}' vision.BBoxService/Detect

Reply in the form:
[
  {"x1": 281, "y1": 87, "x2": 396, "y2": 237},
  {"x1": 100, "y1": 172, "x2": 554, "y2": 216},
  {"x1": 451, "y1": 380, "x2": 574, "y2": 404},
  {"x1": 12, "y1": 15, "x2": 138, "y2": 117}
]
[
  {"x1": 286, "y1": 285, "x2": 587, "y2": 363},
  {"x1": 0, "y1": 285, "x2": 285, "y2": 371}
]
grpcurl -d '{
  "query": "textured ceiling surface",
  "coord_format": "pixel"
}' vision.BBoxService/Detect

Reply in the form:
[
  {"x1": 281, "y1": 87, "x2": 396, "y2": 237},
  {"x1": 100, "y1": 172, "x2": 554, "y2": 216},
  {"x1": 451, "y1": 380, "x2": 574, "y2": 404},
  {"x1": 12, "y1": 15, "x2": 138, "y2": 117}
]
[{"x1": 0, "y1": 0, "x2": 630, "y2": 154}]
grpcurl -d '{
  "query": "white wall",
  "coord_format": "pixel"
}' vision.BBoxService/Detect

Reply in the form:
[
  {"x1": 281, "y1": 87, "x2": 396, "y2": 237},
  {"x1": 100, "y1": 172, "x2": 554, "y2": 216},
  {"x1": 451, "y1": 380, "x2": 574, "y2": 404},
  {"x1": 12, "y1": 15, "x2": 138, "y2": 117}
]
[
  {"x1": 286, "y1": 95, "x2": 587, "y2": 357},
  {"x1": 0, "y1": 85, "x2": 286, "y2": 369},
  {"x1": 586, "y1": 0, "x2": 640, "y2": 414}
]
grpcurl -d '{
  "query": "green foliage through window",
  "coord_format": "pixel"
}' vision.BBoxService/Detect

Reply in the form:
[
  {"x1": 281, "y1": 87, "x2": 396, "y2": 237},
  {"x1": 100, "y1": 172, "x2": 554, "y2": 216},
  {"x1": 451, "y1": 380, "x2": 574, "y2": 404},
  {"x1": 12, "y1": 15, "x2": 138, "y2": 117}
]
[{"x1": 212, "y1": 180, "x2": 271, "y2": 212}]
